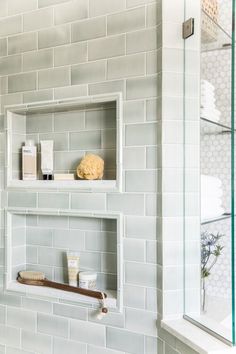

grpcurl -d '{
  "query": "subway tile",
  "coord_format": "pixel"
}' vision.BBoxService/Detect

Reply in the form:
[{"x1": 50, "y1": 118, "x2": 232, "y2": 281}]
[
  {"x1": 54, "y1": 84, "x2": 88, "y2": 99},
  {"x1": 0, "y1": 39, "x2": 7, "y2": 56},
  {"x1": 72, "y1": 17, "x2": 106, "y2": 43},
  {"x1": 89, "y1": 80, "x2": 125, "y2": 96},
  {"x1": 147, "y1": 50, "x2": 161, "y2": 75},
  {"x1": 53, "y1": 303, "x2": 87, "y2": 320},
  {"x1": 8, "y1": 0, "x2": 37, "y2": 15},
  {"x1": 124, "y1": 238, "x2": 145, "y2": 262},
  {"x1": 0, "y1": 0, "x2": 7, "y2": 18},
  {"x1": 7, "y1": 307, "x2": 36, "y2": 331},
  {"x1": 147, "y1": 98, "x2": 161, "y2": 121},
  {"x1": 125, "y1": 262, "x2": 159, "y2": 288},
  {"x1": 69, "y1": 216, "x2": 101, "y2": 230},
  {"x1": 70, "y1": 131, "x2": 101, "y2": 150},
  {"x1": 126, "y1": 75, "x2": 158, "y2": 100},
  {"x1": 107, "y1": 194, "x2": 144, "y2": 215},
  {"x1": 24, "y1": 89, "x2": 53, "y2": 103},
  {"x1": 26, "y1": 113, "x2": 53, "y2": 133},
  {"x1": 147, "y1": 3, "x2": 161, "y2": 26},
  {"x1": 88, "y1": 345, "x2": 124, "y2": 354},
  {"x1": 26, "y1": 245, "x2": 37, "y2": 264},
  {"x1": 53, "y1": 337, "x2": 86, "y2": 354},
  {"x1": 0, "y1": 294, "x2": 21, "y2": 307},
  {"x1": 70, "y1": 319, "x2": 105, "y2": 346},
  {"x1": 85, "y1": 109, "x2": 116, "y2": 129},
  {"x1": 0, "y1": 16, "x2": 22, "y2": 37},
  {"x1": 8, "y1": 33, "x2": 36, "y2": 55},
  {"x1": 125, "y1": 308, "x2": 157, "y2": 336},
  {"x1": 125, "y1": 170, "x2": 157, "y2": 192},
  {"x1": 6, "y1": 347, "x2": 34, "y2": 354},
  {"x1": 108, "y1": 7, "x2": 145, "y2": 35},
  {"x1": 146, "y1": 241, "x2": 158, "y2": 264},
  {"x1": 38, "y1": 193, "x2": 69, "y2": 209},
  {"x1": 0, "y1": 305, "x2": 5, "y2": 324},
  {"x1": 102, "y1": 129, "x2": 116, "y2": 149},
  {"x1": 54, "y1": 151, "x2": 84, "y2": 171},
  {"x1": 38, "y1": 67, "x2": 70, "y2": 89},
  {"x1": 85, "y1": 231, "x2": 116, "y2": 252},
  {"x1": 79, "y1": 250, "x2": 101, "y2": 271},
  {"x1": 146, "y1": 194, "x2": 157, "y2": 216},
  {"x1": 127, "y1": 0, "x2": 154, "y2": 6},
  {"x1": 123, "y1": 284, "x2": 145, "y2": 309},
  {"x1": 8, "y1": 192, "x2": 36, "y2": 207},
  {"x1": 38, "y1": 0, "x2": 68, "y2": 7},
  {"x1": 89, "y1": 0, "x2": 125, "y2": 17},
  {"x1": 126, "y1": 216, "x2": 157, "y2": 240},
  {"x1": 0, "y1": 55, "x2": 21, "y2": 75},
  {"x1": 126, "y1": 123, "x2": 157, "y2": 146},
  {"x1": 54, "y1": 42, "x2": 87, "y2": 67},
  {"x1": 0, "y1": 324, "x2": 20, "y2": 347},
  {"x1": 39, "y1": 25, "x2": 70, "y2": 49},
  {"x1": 22, "y1": 297, "x2": 52, "y2": 314},
  {"x1": 145, "y1": 336, "x2": 164, "y2": 354},
  {"x1": 88, "y1": 35, "x2": 125, "y2": 61},
  {"x1": 146, "y1": 288, "x2": 159, "y2": 312},
  {"x1": 8, "y1": 72, "x2": 36, "y2": 93},
  {"x1": 165, "y1": 344, "x2": 179, "y2": 354},
  {"x1": 106, "y1": 327, "x2": 144, "y2": 354},
  {"x1": 146, "y1": 147, "x2": 158, "y2": 169},
  {"x1": 108, "y1": 53, "x2": 145, "y2": 79},
  {"x1": 123, "y1": 147, "x2": 145, "y2": 169},
  {"x1": 26, "y1": 227, "x2": 53, "y2": 247},
  {"x1": 22, "y1": 330, "x2": 52, "y2": 354},
  {"x1": 24, "y1": 8, "x2": 53, "y2": 31},
  {"x1": 101, "y1": 253, "x2": 116, "y2": 273},
  {"x1": 38, "y1": 313, "x2": 68, "y2": 338},
  {"x1": 53, "y1": 228, "x2": 85, "y2": 250},
  {"x1": 54, "y1": 111, "x2": 85, "y2": 132},
  {"x1": 71, "y1": 193, "x2": 106, "y2": 211},
  {"x1": 23, "y1": 49, "x2": 53, "y2": 72},
  {"x1": 72, "y1": 61, "x2": 106, "y2": 85},
  {"x1": 54, "y1": 0, "x2": 88, "y2": 25},
  {"x1": 127, "y1": 28, "x2": 159, "y2": 54},
  {"x1": 38, "y1": 247, "x2": 63, "y2": 267},
  {"x1": 123, "y1": 100, "x2": 145, "y2": 123}
]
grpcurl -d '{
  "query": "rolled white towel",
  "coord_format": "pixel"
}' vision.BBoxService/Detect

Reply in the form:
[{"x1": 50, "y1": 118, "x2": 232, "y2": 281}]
[
  {"x1": 201, "y1": 79, "x2": 215, "y2": 91},
  {"x1": 201, "y1": 174, "x2": 222, "y2": 189}
]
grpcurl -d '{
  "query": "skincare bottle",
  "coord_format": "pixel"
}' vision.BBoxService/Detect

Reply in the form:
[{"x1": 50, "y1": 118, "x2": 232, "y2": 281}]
[
  {"x1": 40, "y1": 140, "x2": 53, "y2": 180},
  {"x1": 22, "y1": 140, "x2": 37, "y2": 181},
  {"x1": 67, "y1": 252, "x2": 80, "y2": 287}
]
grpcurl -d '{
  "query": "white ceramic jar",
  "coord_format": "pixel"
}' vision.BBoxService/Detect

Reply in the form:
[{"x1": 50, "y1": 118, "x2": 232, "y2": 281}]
[{"x1": 79, "y1": 271, "x2": 97, "y2": 290}]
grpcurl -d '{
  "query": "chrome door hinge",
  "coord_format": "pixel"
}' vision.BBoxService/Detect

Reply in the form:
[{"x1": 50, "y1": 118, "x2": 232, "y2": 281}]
[{"x1": 182, "y1": 18, "x2": 194, "y2": 39}]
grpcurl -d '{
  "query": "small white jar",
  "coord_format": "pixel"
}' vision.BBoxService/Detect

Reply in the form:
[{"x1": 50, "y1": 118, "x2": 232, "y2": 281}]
[{"x1": 79, "y1": 271, "x2": 97, "y2": 290}]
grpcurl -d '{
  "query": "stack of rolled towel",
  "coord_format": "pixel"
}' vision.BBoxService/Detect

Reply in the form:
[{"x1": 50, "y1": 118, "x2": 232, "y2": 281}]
[
  {"x1": 201, "y1": 79, "x2": 221, "y2": 122},
  {"x1": 201, "y1": 174, "x2": 224, "y2": 221}
]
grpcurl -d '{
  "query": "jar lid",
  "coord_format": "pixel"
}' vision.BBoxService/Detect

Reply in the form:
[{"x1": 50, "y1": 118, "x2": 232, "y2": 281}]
[{"x1": 79, "y1": 271, "x2": 97, "y2": 280}]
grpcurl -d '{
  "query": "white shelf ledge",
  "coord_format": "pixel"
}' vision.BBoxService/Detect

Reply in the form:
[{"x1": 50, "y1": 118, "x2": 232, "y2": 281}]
[
  {"x1": 8, "y1": 281, "x2": 117, "y2": 309},
  {"x1": 162, "y1": 319, "x2": 236, "y2": 354},
  {"x1": 7, "y1": 179, "x2": 117, "y2": 191}
]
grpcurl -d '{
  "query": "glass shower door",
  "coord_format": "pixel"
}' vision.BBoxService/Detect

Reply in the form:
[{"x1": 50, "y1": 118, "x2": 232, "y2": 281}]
[{"x1": 184, "y1": 0, "x2": 236, "y2": 345}]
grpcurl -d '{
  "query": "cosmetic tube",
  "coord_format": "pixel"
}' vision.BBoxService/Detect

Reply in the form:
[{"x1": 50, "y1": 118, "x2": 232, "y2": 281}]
[
  {"x1": 67, "y1": 252, "x2": 79, "y2": 287},
  {"x1": 40, "y1": 140, "x2": 53, "y2": 180}
]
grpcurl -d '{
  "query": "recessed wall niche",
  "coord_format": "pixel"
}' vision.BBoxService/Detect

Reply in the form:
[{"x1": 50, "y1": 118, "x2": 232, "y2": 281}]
[
  {"x1": 5, "y1": 93, "x2": 122, "y2": 191},
  {"x1": 5, "y1": 208, "x2": 123, "y2": 311}
]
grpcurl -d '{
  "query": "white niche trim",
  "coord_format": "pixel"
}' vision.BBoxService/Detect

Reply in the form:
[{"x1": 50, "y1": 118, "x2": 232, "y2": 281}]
[
  {"x1": 5, "y1": 207, "x2": 123, "y2": 312},
  {"x1": 5, "y1": 93, "x2": 123, "y2": 192}
]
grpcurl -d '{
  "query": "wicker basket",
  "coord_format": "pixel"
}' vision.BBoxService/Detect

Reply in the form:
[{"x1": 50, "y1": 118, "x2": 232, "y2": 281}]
[{"x1": 202, "y1": 0, "x2": 219, "y2": 43}]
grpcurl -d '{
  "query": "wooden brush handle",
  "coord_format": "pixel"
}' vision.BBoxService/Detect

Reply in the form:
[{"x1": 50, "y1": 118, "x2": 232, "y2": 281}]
[
  {"x1": 17, "y1": 277, "x2": 107, "y2": 300},
  {"x1": 43, "y1": 279, "x2": 107, "y2": 300}
]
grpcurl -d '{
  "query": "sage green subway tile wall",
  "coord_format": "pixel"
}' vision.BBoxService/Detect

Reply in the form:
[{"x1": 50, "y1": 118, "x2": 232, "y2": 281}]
[{"x1": 0, "y1": 1, "x2": 197, "y2": 353}]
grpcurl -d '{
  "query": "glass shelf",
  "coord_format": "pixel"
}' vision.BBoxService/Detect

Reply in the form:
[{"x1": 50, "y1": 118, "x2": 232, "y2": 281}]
[
  {"x1": 201, "y1": 212, "x2": 231, "y2": 225},
  {"x1": 200, "y1": 117, "x2": 232, "y2": 135},
  {"x1": 201, "y1": 9, "x2": 232, "y2": 52}
]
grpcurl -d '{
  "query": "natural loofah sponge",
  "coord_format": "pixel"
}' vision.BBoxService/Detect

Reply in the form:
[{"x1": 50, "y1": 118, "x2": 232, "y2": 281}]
[{"x1": 77, "y1": 154, "x2": 104, "y2": 180}]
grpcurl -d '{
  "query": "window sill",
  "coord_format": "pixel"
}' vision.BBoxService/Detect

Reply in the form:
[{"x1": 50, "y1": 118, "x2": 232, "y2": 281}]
[{"x1": 161, "y1": 319, "x2": 236, "y2": 354}]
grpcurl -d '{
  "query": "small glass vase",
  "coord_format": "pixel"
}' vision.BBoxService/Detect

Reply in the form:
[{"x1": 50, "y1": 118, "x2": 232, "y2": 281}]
[{"x1": 201, "y1": 277, "x2": 207, "y2": 313}]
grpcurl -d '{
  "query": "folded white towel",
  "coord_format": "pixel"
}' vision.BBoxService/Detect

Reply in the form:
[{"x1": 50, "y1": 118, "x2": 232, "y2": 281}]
[
  {"x1": 201, "y1": 175, "x2": 222, "y2": 189},
  {"x1": 201, "y1": 79, "x2": 215, "y2": 91}
]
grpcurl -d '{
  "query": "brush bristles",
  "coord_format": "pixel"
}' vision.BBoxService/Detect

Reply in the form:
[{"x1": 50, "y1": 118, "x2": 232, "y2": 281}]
[{"x1": 19, "y1": 271, "x2": 45, "y2": 281}]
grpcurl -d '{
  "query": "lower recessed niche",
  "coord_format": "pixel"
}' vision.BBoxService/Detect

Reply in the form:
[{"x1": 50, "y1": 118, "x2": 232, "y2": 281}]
[{"x1": 6, "y1": 208, "x2": 123, "y2": 311}]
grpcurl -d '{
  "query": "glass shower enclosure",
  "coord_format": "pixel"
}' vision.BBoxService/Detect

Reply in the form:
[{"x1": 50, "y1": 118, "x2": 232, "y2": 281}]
[{"x1": 184, "y1": 0, "x2": 236, "y2": 345}]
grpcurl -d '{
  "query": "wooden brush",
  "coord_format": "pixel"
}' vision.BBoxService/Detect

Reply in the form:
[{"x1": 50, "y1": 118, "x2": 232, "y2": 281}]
[{"x1": 17, "y1": 271, "x2": 107, "y2": 301}]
